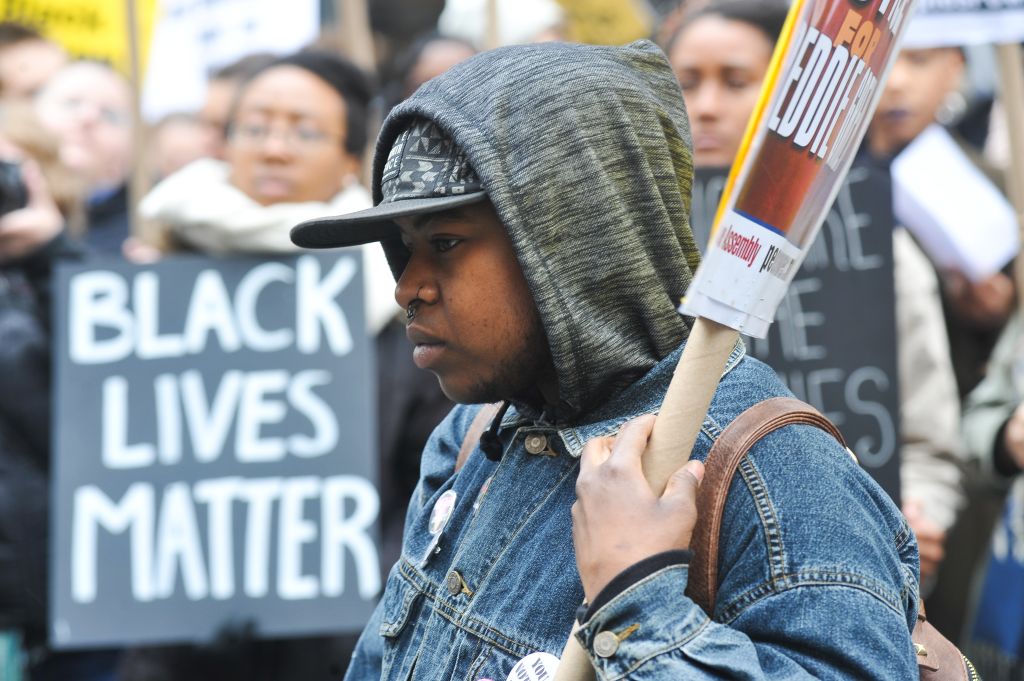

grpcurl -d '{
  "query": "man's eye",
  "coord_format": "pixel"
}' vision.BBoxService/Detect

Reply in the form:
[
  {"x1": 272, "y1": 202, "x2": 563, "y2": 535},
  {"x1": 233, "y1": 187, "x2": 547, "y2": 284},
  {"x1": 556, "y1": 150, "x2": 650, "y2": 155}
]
[{"x1": 433, "y1": 238, "x2": 461, "y2": 253}]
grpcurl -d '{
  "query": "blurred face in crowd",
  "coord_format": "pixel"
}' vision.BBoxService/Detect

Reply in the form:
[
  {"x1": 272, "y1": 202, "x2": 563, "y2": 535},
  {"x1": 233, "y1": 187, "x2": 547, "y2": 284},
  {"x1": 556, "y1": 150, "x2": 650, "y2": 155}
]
[
  {"x1": 34, "y1": 61, "x2": 133, "y2": 192},
  {"x1": 152, "y1": 115, "x2": 215, "y2": 180},
  {"x1": 405, "y1": 39, "x2": 476, "y2": 97},
  {"x1": 0, "y1": 38, "x2": 66, "y2": 100},
  {"x1": 669, "y1": 15, "x2": 774, "y2": 168},
  {"x1": 226, "y1": 65, "x2": 360, "y2": 206},
  {"x1": 199, "y1": 76, "x2": 237, "y2": 159},
  {"x1": 869, "y1": 47, "x2": 964, "y2": 157}
]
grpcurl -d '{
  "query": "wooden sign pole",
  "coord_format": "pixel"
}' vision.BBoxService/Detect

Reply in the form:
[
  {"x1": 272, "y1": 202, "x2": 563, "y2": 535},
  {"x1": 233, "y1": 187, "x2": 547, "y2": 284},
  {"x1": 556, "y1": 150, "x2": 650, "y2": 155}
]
[
  {"x1": 484, "y1": 0, "x2": 500, "y2": 51},
  {"x1": 124, "y1": 0, "x2": 151, "y2": 245},
  {"x1": 335, "y1": 0, "x2": 376, "y2": 74},
  {"x1": 995, "y1": 43, "x2": 1024, "y2": 305}
]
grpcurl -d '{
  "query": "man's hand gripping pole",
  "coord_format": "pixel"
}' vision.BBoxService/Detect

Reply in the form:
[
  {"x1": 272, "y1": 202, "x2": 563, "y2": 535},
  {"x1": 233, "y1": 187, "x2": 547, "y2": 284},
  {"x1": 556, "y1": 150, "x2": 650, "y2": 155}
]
[{"x1": 554, "y1": 316, "x2": 738, "y2": 681}]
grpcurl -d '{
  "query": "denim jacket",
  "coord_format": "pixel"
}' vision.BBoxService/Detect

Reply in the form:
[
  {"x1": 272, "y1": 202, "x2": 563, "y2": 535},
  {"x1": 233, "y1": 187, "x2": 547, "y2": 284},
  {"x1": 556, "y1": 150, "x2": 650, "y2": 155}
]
[{"x1": 345, "y1": 341, "x2": 920, "y2": 680}]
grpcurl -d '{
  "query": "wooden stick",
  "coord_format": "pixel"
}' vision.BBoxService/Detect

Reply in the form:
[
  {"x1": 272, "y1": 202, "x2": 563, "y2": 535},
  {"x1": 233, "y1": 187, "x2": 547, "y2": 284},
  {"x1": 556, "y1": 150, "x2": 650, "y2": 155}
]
[
  {"x1": 124, "y1": 0, "x2": 151, "y2": 244},
  {"x1": 484, "y1": 0, "x2": 500, "y2": 50},
  {"x1": 552, "y1": 316, "x2": 739, "y2": 681},
  {"x1": 995, "y1": 43, "x2": 1024, "y2": 304},
  {"x1": 643, "y1": 317, "x2": 738, "y2": 493},
  {"x1": 335, "y1": 0, "x2": 376, "y2": 74}
]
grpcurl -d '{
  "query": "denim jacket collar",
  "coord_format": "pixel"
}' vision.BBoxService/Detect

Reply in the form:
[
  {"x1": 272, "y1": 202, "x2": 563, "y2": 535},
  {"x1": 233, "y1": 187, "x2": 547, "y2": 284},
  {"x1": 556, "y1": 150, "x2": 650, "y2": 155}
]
[{"x1": 497, "y1": 339, "x2": 747, "y2": 458}]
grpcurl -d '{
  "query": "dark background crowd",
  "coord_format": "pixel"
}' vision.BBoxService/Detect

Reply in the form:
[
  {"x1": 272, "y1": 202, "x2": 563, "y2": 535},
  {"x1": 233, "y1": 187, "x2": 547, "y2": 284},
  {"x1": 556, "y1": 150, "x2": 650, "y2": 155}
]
[{"x1": 0, "y1": 0, "x2": 1023, "y2": 679}]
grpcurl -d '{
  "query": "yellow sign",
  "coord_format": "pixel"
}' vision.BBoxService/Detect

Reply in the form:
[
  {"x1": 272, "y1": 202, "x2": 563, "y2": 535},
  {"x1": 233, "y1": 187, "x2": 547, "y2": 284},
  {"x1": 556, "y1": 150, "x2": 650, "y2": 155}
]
[
  {"x1": 0, "y1": 0, "x2": 158, "y2": 75},
  {"x1": 555, "y1": 0, "x2": 653, "y2": 46}
]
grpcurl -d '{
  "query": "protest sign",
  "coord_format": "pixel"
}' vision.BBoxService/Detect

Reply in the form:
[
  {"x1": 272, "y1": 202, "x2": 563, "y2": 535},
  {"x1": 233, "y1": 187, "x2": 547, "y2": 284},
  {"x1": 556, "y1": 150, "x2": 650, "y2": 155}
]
[
  {"x1": 50, "y1": 253, "x2": 379, "y2": 649},
  {"x1": 0, "y1": 0, "x2": 157, "y2": 73},
  {"x1": 892, "y1": 124, "x2": 1019, "y2": 281},
  {"x1": 682, "y1": 0, "x2": 917, "y2": 337},
  {"x1": 902, "y1": 0, "x2": 1024, "y2": 48},
  {"x1": 694, "y1": 164, "x2": 901, "y2": 502},
  {"x1": 141, "y1": 0, "x2": 320, "y2": 121}
]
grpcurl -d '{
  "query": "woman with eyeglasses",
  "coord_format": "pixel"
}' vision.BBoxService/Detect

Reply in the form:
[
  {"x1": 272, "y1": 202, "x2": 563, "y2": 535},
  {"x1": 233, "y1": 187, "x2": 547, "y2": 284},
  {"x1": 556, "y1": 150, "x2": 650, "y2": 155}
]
[
  {"x1": 140, "y1": 50, "x2": 397, "y2": 332},
  {"x1": 124, "y1": 50, "x2": 453, "y2": 681}
]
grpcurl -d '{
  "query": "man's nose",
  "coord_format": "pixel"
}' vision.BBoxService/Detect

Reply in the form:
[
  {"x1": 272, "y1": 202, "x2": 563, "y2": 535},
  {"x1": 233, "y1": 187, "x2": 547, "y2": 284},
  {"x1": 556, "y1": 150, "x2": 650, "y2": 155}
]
[{"x1": 394, "y1": 252, "x2": 438, "y2": 310}]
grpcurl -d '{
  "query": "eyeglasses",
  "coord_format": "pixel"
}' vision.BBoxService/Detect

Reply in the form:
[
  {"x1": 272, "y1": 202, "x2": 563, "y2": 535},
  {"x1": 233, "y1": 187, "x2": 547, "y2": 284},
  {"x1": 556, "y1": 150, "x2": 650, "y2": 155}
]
[
  {"x1": 230, "y1": 122, "x2": 343, "y2": 153},
  {"x1": 55, "y1": 96, "x2": 131, "y2": 128}
]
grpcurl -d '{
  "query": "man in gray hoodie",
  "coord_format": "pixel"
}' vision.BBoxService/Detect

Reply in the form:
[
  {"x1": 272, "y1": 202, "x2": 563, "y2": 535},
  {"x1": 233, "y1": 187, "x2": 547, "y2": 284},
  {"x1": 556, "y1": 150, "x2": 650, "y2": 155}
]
[{"x1": 293, "y1": 40, "x2": 918, "y2": 680}]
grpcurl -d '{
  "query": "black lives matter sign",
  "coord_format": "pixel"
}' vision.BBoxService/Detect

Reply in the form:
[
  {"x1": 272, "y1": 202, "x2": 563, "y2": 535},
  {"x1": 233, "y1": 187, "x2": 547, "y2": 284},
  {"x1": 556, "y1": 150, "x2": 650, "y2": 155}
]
[
  {"x1": 51, "y1": 254, "x2": 379, "y2": 648},
  {"x1": 693, "y1": 164, "x2": 901, "y2": 502}
]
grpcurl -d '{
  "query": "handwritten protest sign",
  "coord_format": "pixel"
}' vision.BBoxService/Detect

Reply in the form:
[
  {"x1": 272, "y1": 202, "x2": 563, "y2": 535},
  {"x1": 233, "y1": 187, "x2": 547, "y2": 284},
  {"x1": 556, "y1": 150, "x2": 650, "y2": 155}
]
[
  {"x1": 683, "y1": 0, "x2": 917, "y2": 337},
  {"x1": 50, "y1": 254, "x2": 379, "y2": 648},
  {"x1": 0, "y1": 0, "x2": 157, "y2": 74},
  {"x1": 693, "y1": 164, "x2": 901, "y2": 502}
]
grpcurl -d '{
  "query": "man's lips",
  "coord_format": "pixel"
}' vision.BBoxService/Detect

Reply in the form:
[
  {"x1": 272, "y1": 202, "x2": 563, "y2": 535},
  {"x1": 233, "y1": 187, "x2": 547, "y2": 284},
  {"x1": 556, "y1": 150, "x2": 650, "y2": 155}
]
[{"x1": 406, "y1": 325, "x2": 446, "y2": 369}]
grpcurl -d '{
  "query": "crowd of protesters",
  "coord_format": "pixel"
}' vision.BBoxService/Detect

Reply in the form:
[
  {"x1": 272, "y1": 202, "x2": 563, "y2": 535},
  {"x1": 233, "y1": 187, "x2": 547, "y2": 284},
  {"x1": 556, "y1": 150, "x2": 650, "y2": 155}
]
[{"x1": 0, "y1": 0, "x2": 1022, "y2": 678}]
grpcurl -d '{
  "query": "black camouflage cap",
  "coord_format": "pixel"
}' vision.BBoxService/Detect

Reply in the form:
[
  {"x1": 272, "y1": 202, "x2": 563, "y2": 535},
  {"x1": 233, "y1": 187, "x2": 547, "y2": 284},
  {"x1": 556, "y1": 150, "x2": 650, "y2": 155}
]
[{"x1": 291, "y1": 118, "x2": 486, "y2": 249}]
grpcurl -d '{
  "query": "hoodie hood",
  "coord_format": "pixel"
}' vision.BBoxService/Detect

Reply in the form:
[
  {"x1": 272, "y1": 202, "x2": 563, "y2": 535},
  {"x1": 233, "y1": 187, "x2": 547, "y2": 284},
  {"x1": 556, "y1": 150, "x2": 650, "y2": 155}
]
[{"x1": 377, "y1": 40, "x2": 700, "y2": 423}]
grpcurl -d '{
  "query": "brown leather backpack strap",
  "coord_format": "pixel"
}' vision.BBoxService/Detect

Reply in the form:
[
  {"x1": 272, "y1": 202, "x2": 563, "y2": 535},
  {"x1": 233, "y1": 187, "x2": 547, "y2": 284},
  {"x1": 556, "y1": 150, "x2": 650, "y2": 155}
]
[
  {"x1": 455, "y1": 403, "x2": 502, "y2": 473},
  {"x1": 914, "y1": 604, "x2": 974, "y2": 679},
  {"x1": 687, "y1": 397, "x2": 845, "y2": 614}
]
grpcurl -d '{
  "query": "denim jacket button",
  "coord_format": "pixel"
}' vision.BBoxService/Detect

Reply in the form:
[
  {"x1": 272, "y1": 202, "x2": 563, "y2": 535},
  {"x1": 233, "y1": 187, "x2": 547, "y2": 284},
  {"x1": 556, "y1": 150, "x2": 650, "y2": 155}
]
[
  {"x1": 594, "y1": 631, "x2": 619, "y2": 658},
  {"x1": 524, "y1": 434, "x2": 548, "y2": 454},
  {"x1": 446, "y1": 571, "x2": 462, "y2": 596}
]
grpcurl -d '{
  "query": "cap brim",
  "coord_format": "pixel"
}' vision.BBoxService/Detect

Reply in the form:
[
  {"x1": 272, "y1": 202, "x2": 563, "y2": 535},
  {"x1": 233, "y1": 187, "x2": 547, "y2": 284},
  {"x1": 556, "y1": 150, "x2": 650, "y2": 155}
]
[{"x1": 290, "y1": 192, "x2": 487, "y2": 249}]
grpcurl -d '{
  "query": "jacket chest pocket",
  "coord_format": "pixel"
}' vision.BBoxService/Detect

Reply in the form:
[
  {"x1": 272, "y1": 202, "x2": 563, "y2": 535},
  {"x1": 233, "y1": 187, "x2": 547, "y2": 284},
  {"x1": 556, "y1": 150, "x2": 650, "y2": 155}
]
[{"x1": 379, "y1": 569, "x2": 425, "y2": 680}]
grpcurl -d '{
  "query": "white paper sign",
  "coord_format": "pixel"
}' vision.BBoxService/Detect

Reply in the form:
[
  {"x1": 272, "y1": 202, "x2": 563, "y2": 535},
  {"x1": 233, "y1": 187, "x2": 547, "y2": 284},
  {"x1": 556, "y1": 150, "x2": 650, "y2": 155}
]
[
  {"x1": 684, "y1": 210, "x2": 803, "y2": 338},
  {"x1": 892, "y1": 124, "x2": 1019, "y2": 281},
  {"x1": 902, "y1": 0, "x2": 1024, "y2": 48},
  {"x1": 142, "y1": 0, "x2": 320, "y2": 121}
]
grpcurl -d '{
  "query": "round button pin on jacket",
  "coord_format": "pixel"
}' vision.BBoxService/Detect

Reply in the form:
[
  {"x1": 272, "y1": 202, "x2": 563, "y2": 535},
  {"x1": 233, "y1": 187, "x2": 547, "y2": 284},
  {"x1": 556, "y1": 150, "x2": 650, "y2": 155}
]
[
  {"x1": 429, "y1": 489, "x2": 458, "y2": 535},
  {"x1": 505, "y1": 652, "x2": 559, "y2": 681}
]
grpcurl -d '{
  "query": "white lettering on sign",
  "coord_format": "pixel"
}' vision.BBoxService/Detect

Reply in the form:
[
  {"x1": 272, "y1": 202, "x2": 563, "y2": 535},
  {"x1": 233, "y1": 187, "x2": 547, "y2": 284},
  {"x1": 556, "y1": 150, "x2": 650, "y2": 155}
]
[
  {"x1": 100, "y1": 369, "x2": 339, "y2": 469},
  {"x1": 767, "y1": 16, "x2": 883, "y2": 166},
  {"x1": 68, "y1": 256, "x2": 356, "y2": 365},
  {"x1": 70, "y1": 476, "x2": 380, "y2": 604}
]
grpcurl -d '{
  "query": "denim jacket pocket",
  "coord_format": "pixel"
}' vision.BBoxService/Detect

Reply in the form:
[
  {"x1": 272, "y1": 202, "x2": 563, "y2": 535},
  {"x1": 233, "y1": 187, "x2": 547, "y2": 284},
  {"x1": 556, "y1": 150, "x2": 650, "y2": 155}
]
[
  {"x1": 379, "y1": 566, "x2": 423, "y2": 639},
  {"x1": 378, "y1": 566, "x2": 429, "y2": 680}
]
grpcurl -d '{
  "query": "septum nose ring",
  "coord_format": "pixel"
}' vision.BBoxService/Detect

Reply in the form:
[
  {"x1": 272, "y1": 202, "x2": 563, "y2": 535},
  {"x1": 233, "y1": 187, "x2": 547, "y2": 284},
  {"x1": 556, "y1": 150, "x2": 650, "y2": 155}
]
[{"x1": 406, "y1": 286, "x2": 424, "y2": 321}]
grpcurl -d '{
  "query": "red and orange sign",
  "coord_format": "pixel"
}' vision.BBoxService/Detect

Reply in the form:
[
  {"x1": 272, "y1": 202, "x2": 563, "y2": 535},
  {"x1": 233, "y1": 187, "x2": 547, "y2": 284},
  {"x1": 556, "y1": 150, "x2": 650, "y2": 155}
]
[{"x1": 683, "y1": 0, "x2": 917, "y2": 337}]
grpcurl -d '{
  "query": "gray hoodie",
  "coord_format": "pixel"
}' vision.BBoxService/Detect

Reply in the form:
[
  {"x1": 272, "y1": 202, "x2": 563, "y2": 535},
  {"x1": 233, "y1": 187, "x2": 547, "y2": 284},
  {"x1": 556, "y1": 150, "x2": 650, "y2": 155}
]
[{"x1": 375, "y1": 40, "x2": 700, "y2": 423}]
